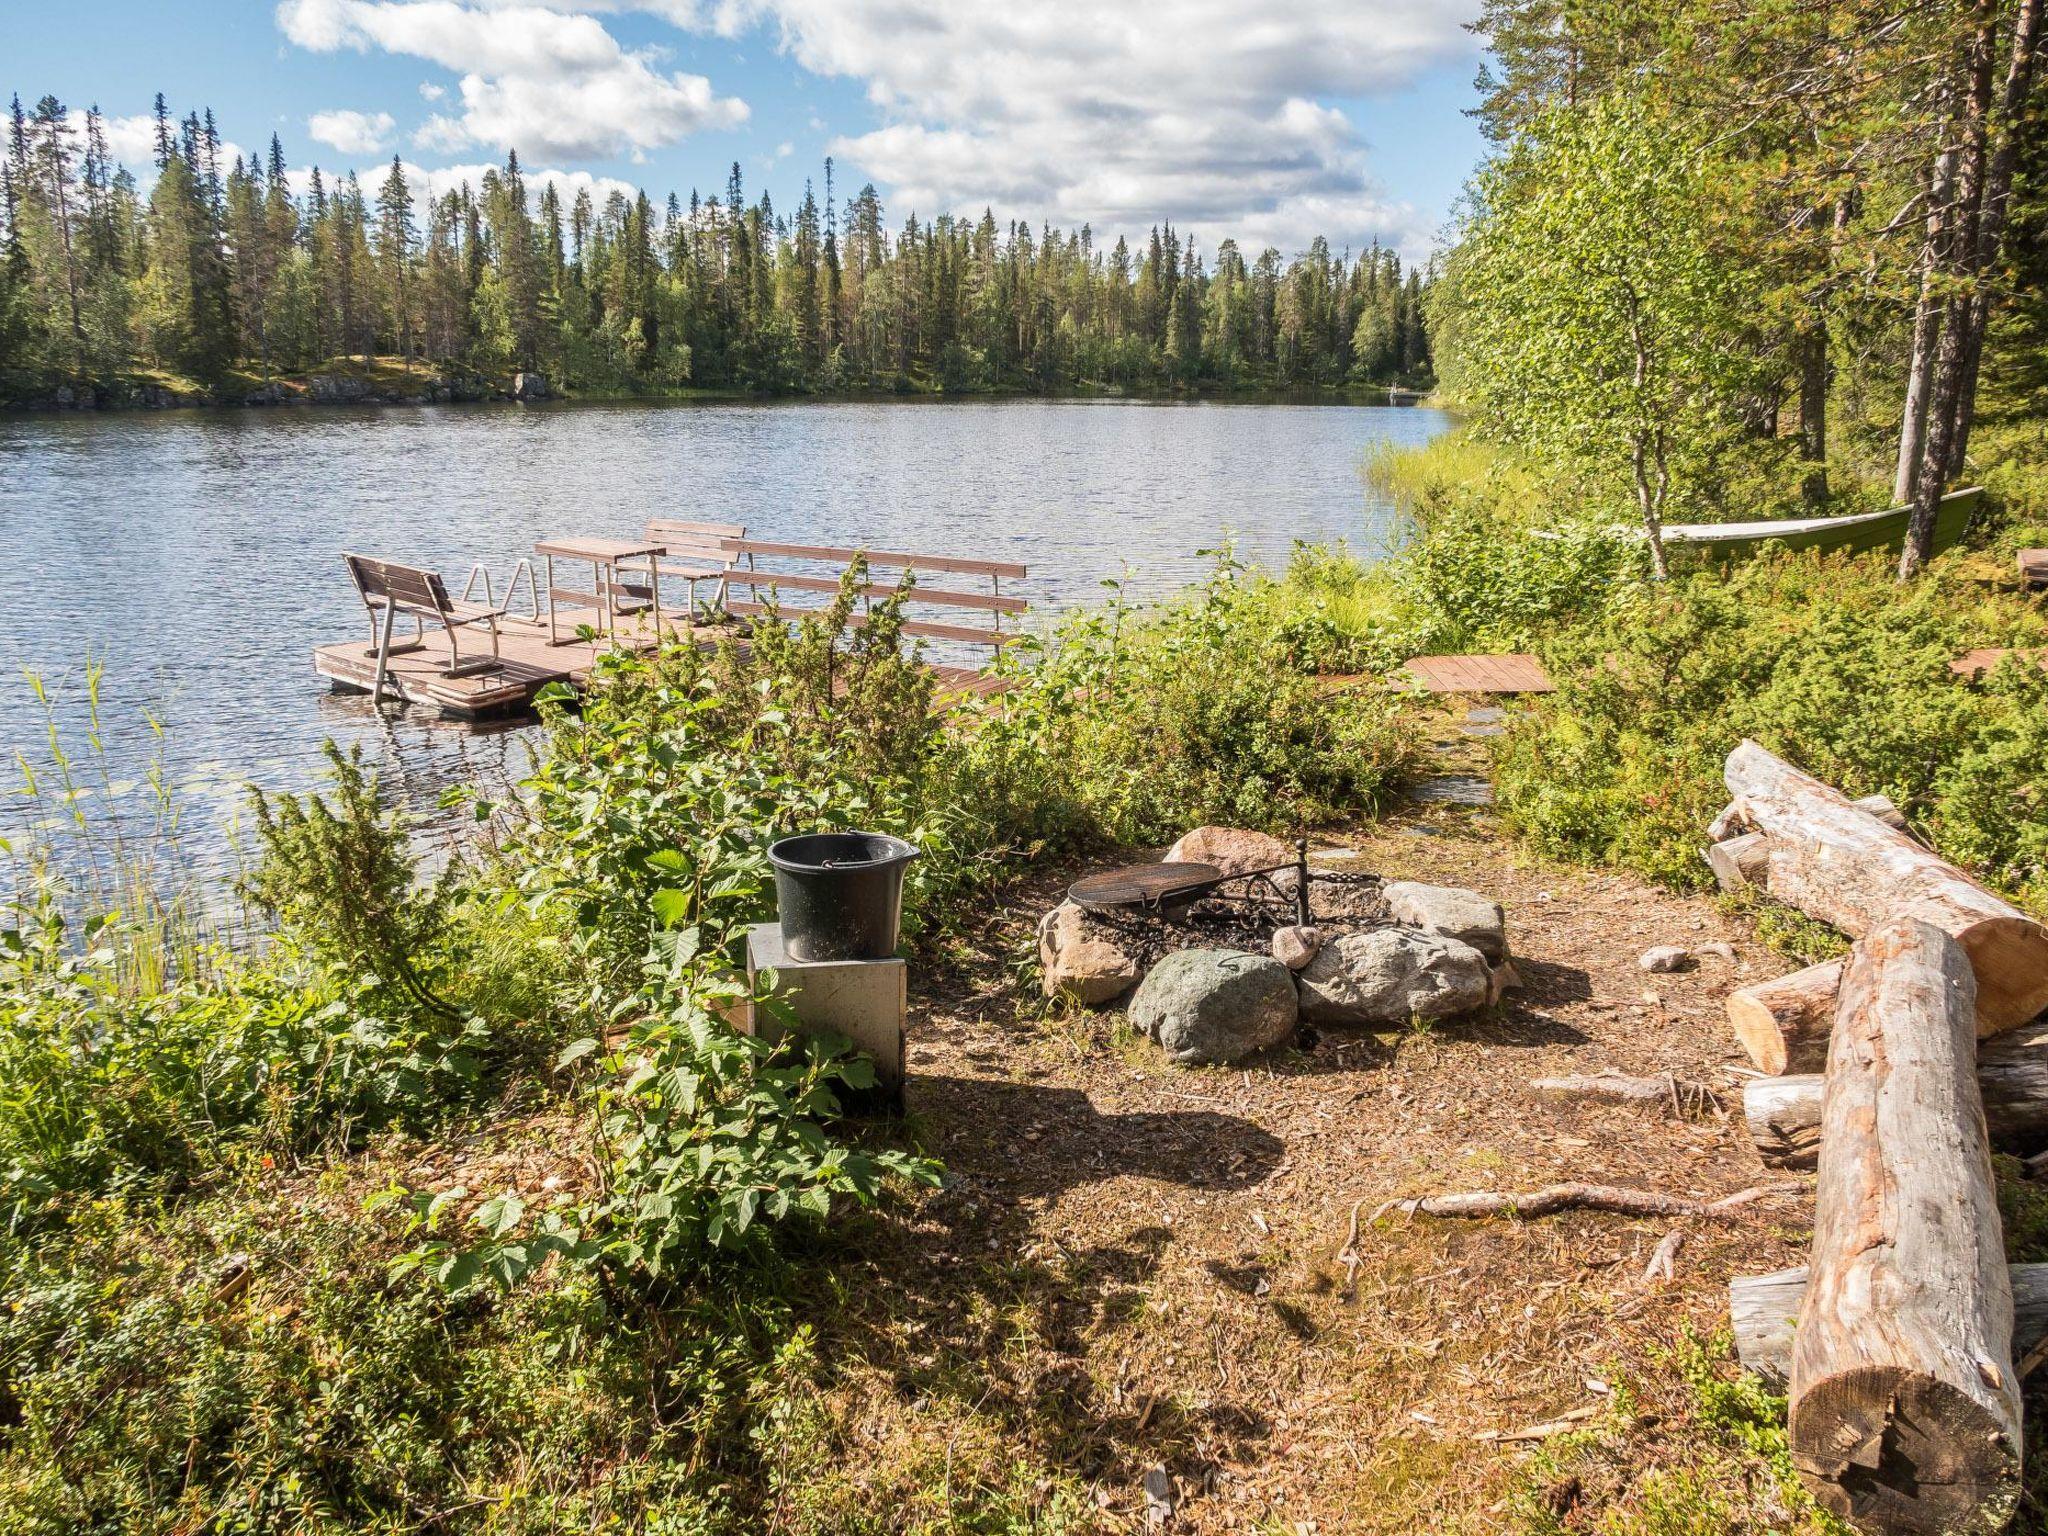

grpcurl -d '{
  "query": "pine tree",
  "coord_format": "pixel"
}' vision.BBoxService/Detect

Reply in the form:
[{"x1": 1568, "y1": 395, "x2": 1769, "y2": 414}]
[{"x1": 375, "y1": 157, "x2": 416, "y2": 368}]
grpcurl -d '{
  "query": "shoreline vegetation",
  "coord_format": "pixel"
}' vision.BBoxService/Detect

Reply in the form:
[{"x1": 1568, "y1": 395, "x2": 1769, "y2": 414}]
[
  {"x1": 8, "y1": 427, "x2": 2048, "y2": 1527},
  {"x1": 0, "y1": 355, "x2": 1423, "y2": 414}
]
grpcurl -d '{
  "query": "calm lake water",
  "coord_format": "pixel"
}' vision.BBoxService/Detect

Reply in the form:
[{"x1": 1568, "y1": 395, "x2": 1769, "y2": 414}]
[{"x1": 0, "y1": 397, "x2": 1447, "y2": 885}]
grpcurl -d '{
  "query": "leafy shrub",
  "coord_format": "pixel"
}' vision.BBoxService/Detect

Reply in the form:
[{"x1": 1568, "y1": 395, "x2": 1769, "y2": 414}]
[
  {"x1": 982, "y1": 555, "x2": 1419, "y2": 844},
  {"x1": 1494, "y1": 550, "x2": 2048, "y2": 900}
]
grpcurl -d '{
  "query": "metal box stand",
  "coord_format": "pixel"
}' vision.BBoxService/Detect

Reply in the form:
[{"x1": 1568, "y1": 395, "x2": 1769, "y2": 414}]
[{"x1": 744, "y1": 923, "x2": 906, "y2": 1110}]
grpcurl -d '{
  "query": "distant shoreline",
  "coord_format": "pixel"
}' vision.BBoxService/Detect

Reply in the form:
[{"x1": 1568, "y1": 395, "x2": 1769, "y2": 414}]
[{"x1": 0, "y1": 367, "x2": 1433, "y2": 417}]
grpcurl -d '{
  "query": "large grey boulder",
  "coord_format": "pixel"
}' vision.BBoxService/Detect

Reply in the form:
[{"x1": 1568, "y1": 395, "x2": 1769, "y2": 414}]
[
  {"x1": 1297, "y1": 928, "x2": 1493, "y2": 1025},
  {"x1": 1381, "y1": 880, "x2": 1508, "y2": 964},
  {"x1": 1129, "y1": 948, "x2": 1298, "y2": 1065},
  {"x1": 1038, "y1": 901, "x2": 1143, "y2": 1005}
]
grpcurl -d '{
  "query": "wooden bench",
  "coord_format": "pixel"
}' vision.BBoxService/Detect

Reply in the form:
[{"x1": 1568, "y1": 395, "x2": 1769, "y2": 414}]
[
  {"x1": 714, "y1": 537, "x2": 1028, "y2": 698},
  {"x1": 2019, "y1": 548, "x2": 2048, "y2": 590},
  {"x1": 343, "y1": 551, "x2": 520, "y2": 704},
  {"x1": 645, "y1": 518, "x2": 746, "y2": 620}
]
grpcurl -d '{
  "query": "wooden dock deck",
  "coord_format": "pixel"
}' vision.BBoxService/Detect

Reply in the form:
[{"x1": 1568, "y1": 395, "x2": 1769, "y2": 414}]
[{"x1": 313, "y1": 613, "x2": 703, "y2": 718}]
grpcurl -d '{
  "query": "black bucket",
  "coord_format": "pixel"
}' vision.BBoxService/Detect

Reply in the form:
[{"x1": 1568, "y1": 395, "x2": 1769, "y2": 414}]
[{"x1": 766, "y1": 831, "x2": 922, "y2": 962}]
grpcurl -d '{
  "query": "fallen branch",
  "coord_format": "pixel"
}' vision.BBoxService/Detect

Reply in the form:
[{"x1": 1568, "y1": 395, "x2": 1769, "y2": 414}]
[
  {"x1": 1369, "y1": 1180, "x2": 1803, "y2": 1225},
  {"x1": 1640, "y1": 1229, "x2": 1686, "y2": 1287}
]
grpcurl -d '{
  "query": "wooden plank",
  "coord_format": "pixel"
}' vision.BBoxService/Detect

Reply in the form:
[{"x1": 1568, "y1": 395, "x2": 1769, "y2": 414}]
[
  {"x1": 1951, "y1": 647, "x2": 2048, "y2": 679},
  {"x1": 723, "y1": 537, "x2": 1027, "y2": 580},
  {"x1": 534, "y1": 536, "x2": 666, "y2": 561},
  {"x1": 647, "y1": 519, "x2": 746, "y2": 541},
  {"x1": 1402, "y1": 653, "x2": 1555, "y2": 694},
  {"x1": 725, "y1": 599, "x2": 1006, "y2": 647},
  {"x1": 722, "y1": 569, "x2": 1028, "y2": 612},
  {"x1": 2018, "y1": 549, "x2": 2048, "y2": 589}
]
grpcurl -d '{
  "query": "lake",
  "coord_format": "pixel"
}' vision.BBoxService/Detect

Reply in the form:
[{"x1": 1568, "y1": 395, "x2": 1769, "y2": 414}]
[{"x1": 0, "y1": 397, "x2": 1448, "y2": 884}]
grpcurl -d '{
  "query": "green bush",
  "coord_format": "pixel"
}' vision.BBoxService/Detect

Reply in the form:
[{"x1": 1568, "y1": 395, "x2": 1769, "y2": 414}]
[
  {"x1": 981, "y1": 555, "x2": 1420, "y2": 845},
  {"x1": 1494, "y1": 550, "x2": 2048, "y2": 900}
]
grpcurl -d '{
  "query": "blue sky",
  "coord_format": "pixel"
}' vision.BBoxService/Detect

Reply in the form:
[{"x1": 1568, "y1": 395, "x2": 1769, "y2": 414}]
[{"x1": 8, "y1": 1, "x2": 1488, "y2": 263}]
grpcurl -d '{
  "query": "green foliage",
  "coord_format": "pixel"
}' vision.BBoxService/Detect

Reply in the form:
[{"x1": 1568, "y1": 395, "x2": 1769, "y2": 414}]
[
  {"x1": 1494, "y1": 550, "x2": 2048, "y2": 900},
  {"x1": 1435, "y1": 88, "x2": 1780, "y2": 569},
  {"x1": 0, "y1": 1192, "x2": 816, "y2": 1533},
  {"x1": 6, "y1": 95, "x2": 1433, "y2": 398},
  {"x1": 982, "y1": 554, "x2": 1419, "y2": 845},
  {"x1": 248, "y1": 742, "x2": 461, "y2": 1021},
  {"x1": 575, "y1": 972, "x2": 937, "y2": 1278}
]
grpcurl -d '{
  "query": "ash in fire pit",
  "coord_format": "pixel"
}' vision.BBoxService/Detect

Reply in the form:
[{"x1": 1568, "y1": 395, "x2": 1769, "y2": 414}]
[{"x1": 1038, "y1": 825, "x2": 1516, "y2": 1065}]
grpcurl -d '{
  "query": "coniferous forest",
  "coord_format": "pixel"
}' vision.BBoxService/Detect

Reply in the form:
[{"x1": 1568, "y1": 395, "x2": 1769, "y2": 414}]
[{"x1": 0, "y1": 94, "x2": 1434, "y2": 403}]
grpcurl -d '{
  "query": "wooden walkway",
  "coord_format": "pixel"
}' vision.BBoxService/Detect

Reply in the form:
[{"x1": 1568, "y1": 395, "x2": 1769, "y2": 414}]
[
  {"x1": 1950, "y1": 647, "x2": 2048, "y2": 680},
  {"x1": 1402, "y1": 653, "x2": 1556, "y2": 694},
  {"x1": 313, "y1": 614, "x2": 1008, "y2": 718},
  {"x1": 313, "y1": 613, "x2": 694, "y2": 718}
]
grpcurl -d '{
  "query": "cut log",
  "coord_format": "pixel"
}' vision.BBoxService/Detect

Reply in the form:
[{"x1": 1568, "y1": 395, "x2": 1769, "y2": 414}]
[
  {"x1": 1724, "y1": 739, "x2": 2048, "y2": 1032},
  {"x1": 1725, "y1": 960, "x2": 1843, "y2": 1074},
  {"x1": 1732, "y1": 1264, "x2": 2048, "y2": 1390},
  {"x1": 1704, "y1": 800, "x2": 1905, "y2": 896},
  {"x1": 1789, "y1": 915, "x2": 2020, "y2": 1531},
  {"x1": 1745, "y1": 1026, "x2": 2048, "y2": 1169},
  {"x1": 1705, "y1": 832, "x2": 1772, "y2": 894}
]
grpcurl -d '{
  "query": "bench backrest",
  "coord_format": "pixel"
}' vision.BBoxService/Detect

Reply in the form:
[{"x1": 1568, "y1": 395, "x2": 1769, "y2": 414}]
[
  {"x1": 646, "y1": 518, "x2": 746, "y2": 564},
  {"x1": 716, "y1": 537, "x2": 1027, "y2": 650},
  {"x1": 344, "y1": 552, "x2": 455, "y2": 619}
]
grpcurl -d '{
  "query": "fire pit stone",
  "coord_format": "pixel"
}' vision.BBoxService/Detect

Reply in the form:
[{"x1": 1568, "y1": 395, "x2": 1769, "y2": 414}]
[
  {"x1": 1297, "y1": 928, "x2": 1495, "y2": 1026},
  {"x1": 1129, "y1": 948, "x2": 1299, "y2": 1065},
  {"x1": 1271, "y1": 924, "x2": 1325, "y2": 971},
  {"x1": 1162, "y1": 826, "x2": 1300, "y2": 889},
  {"x1": 1039, "y1": 901, "x2": 1144, "y2": 1005},
  {"x1": 1382, "y1": 880, "x2": 1509, "y2": 964}
]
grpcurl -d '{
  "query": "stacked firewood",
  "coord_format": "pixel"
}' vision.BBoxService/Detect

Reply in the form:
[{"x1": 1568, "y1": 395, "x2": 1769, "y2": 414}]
[{"x1": 1709, "y1": 741, "x2": 2048, "y2": 1533}]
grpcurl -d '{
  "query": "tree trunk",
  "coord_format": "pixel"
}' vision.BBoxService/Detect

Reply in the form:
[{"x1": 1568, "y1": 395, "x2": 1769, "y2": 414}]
[
  {"x1": 1945, "y1": 0, "x2": 2044, "y2": 479},
  {"x1": 1722, "y1": 740, "x2": 2048, "y2": 1031},
  {"x1": 1734, "y1": 1264, "x2": 2048, "y2": 1391},
  {"x1": 1795, "y1": 317, "x2": 1829, "y2": 507},
  {"x1": 1902, "y1": 2, "x2": 2000, "y2": 578},
  {"x1": 1788, "y1": 916, "x2": 2020, "y2": 1531},
  {"x1": 1746, "y1": 1025, "x2": 2048, "y2": 1168},
  {"x1": 1705, "y1": 795, "x2": 1909, "y2": 899},
  {"x1": 1896, "y1": 109, "x2": 1964, "y2": 506},
  {"x1": 1705, "y1": 831, "x2": 1772, "y2": 894},
  {"x1": 1726, "y1": 959, "x2": 1844, "y2": 1074}
]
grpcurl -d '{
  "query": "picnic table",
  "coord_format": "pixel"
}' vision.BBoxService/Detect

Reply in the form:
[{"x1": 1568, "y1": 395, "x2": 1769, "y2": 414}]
[{"x1": 535, "y1": 535, "x2": 665, "y2": 646}]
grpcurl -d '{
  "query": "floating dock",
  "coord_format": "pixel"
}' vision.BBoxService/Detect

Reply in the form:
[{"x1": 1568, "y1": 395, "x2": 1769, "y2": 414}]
[{"x1": 312, "y1": 613, "x2": 696, "y2": 718}]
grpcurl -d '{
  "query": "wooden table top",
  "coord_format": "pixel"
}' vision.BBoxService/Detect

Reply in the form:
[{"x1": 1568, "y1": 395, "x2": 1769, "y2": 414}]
[{"x1": 534, "y1": 536, "x2": 666, "y2": 561}]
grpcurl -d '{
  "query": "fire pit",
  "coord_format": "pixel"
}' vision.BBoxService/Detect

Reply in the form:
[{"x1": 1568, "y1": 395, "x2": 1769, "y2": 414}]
[
  {"x1": 1067, "y1": 840, "x2": 1315, "y2": 928},
  {"x1": 1038, "y1": 824, "x2": 1515, "y2": 1062}
]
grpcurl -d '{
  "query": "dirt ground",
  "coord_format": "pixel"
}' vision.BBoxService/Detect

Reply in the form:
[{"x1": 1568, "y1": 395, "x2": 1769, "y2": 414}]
[{"x1": 801, "y1": 734, "x2": 1828, "y2": 1533}]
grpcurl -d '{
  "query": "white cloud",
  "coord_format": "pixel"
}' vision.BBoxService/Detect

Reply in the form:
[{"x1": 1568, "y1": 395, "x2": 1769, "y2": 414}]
[
  {"x1": 98, "y1": 113, "x2": 250, "y2": 180},
  {"x1": 276, "y1": 0, "x2": 749, "y2": 159},
  {"x1": 419, "y1": 80, "x2": 446, "y2": 100},
  {"x1": 280, "y1": 157, "x2": 635, "y2": 210},
  {"x1": 309, "y1": 107, "x2": 398, "y2": 154},
  {"x1": 704, "y1": 0, "x2": 1477, "y2": 258}
]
